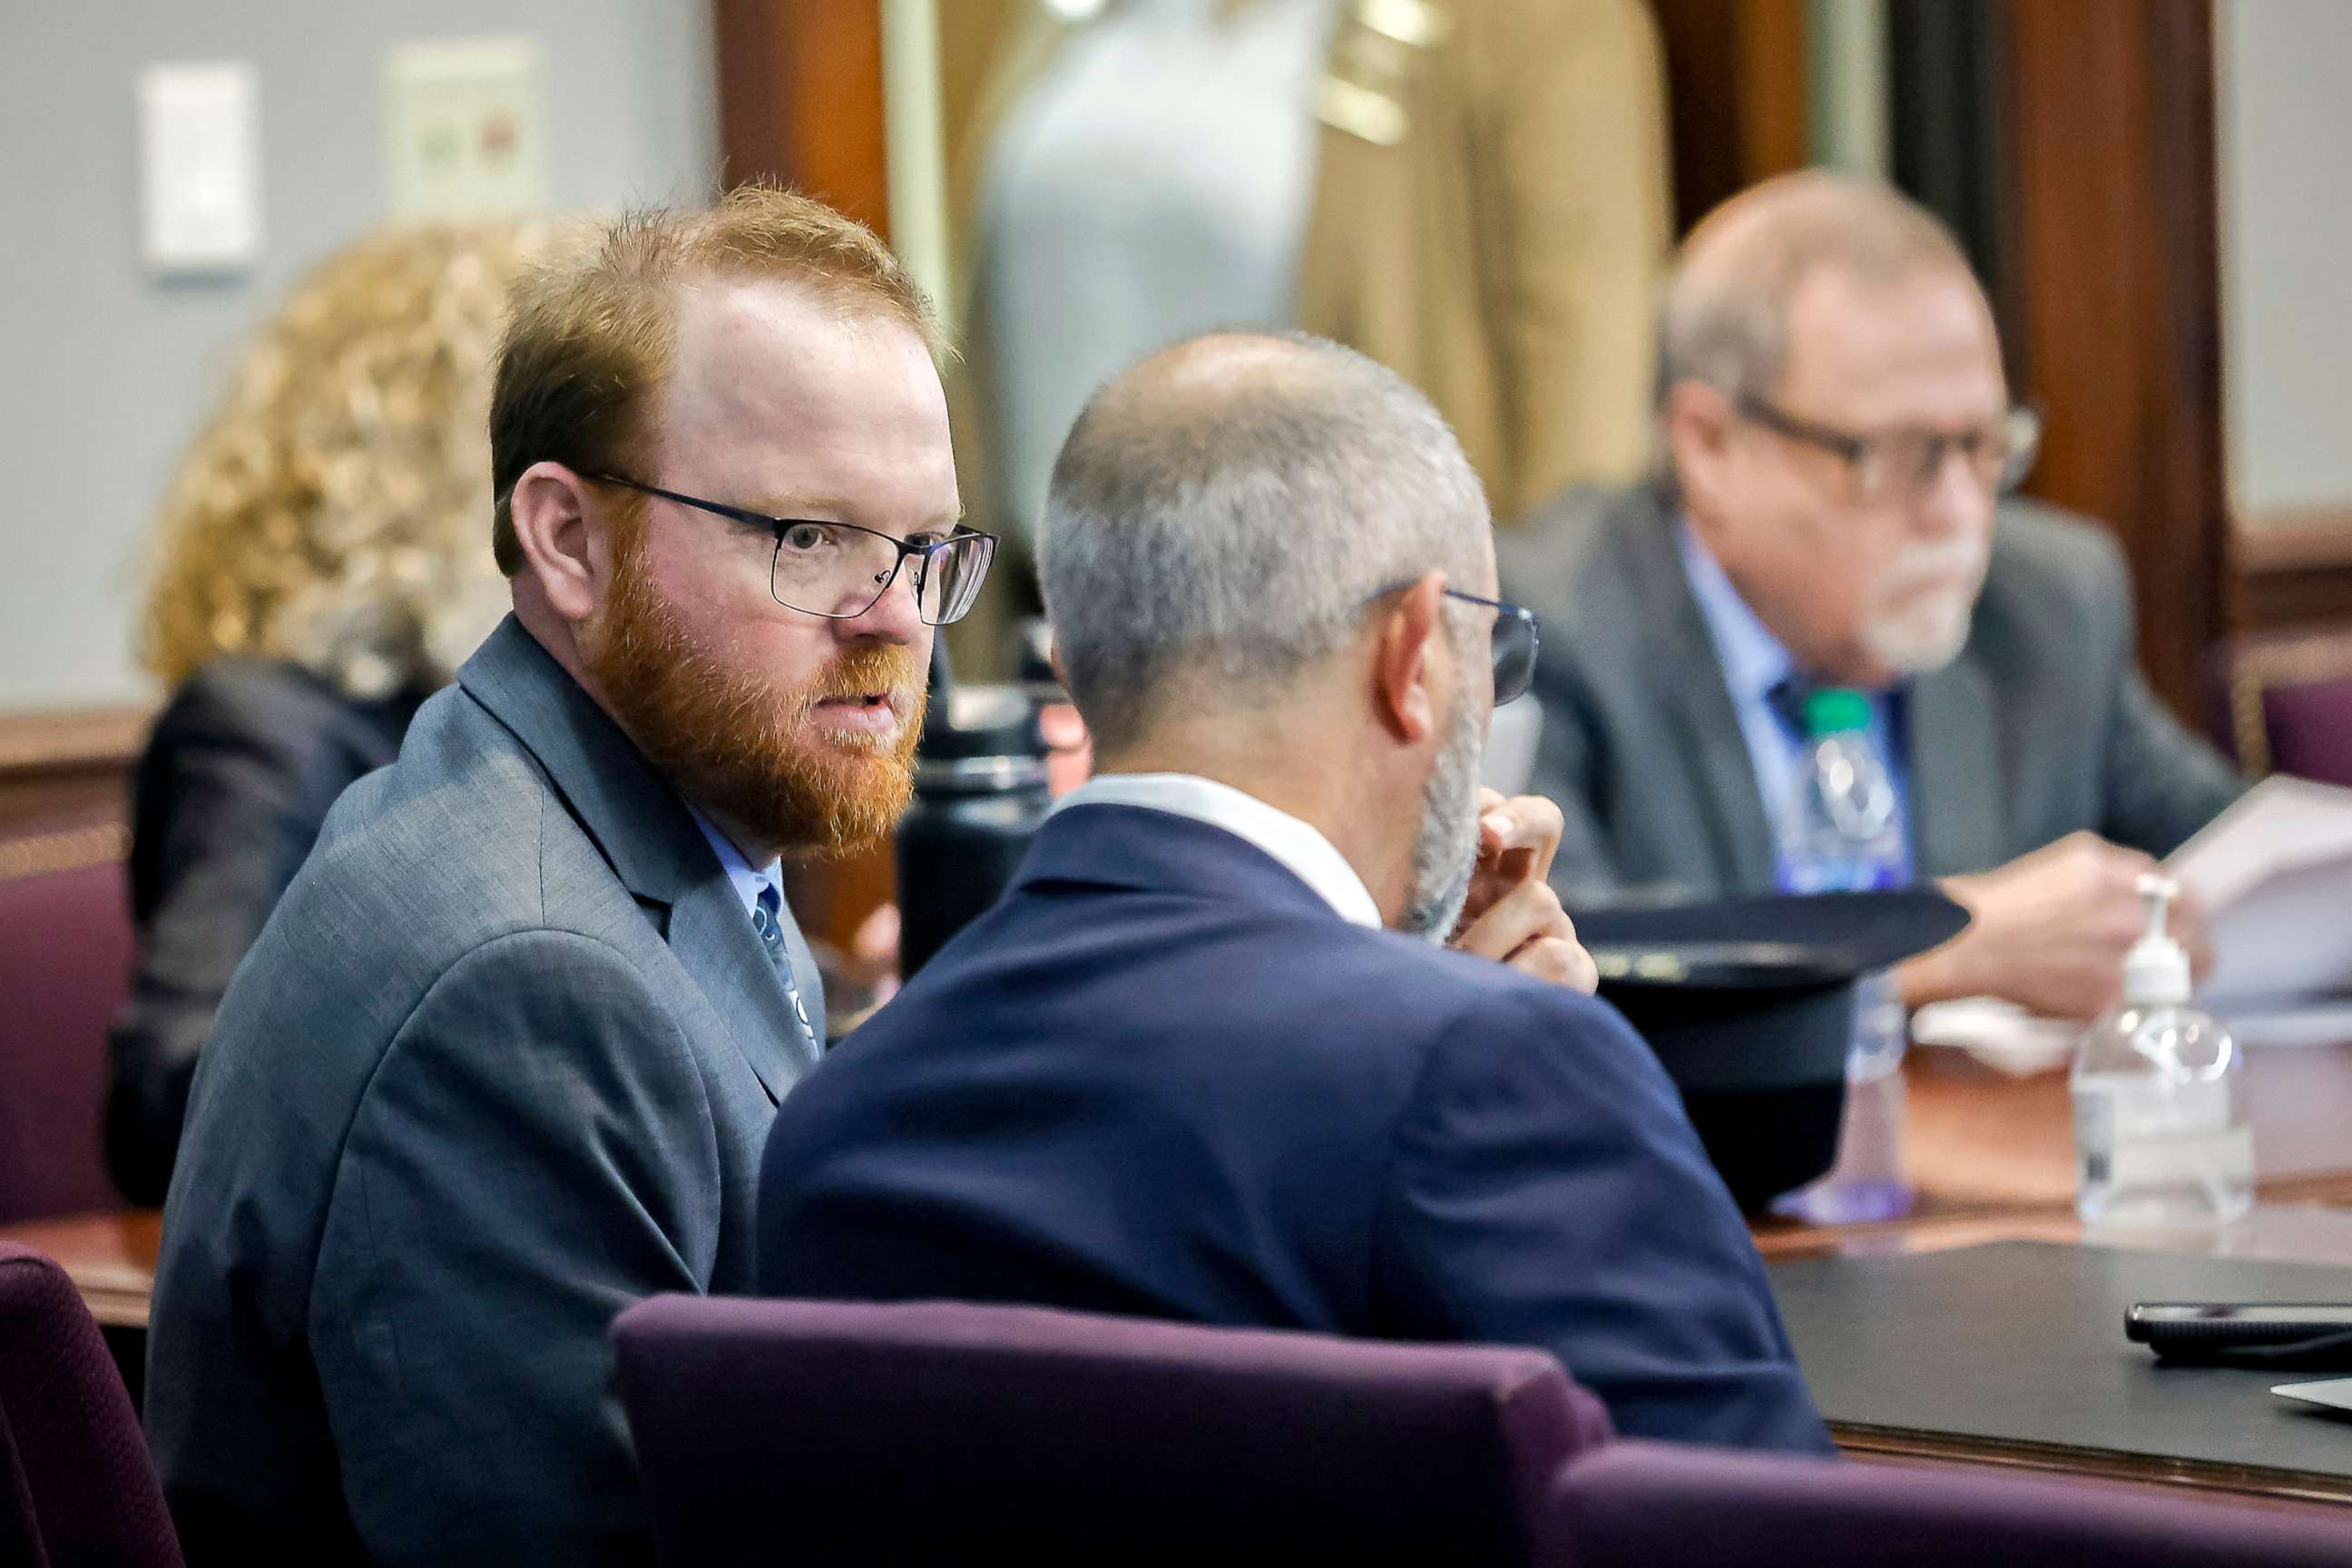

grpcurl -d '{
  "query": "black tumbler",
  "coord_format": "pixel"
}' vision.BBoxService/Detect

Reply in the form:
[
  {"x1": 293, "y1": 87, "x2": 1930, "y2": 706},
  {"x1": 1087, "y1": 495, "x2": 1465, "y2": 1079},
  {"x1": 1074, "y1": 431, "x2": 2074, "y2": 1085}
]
[{"x1": 894, "y1": 681, "x2": 1051, "y2": 979}]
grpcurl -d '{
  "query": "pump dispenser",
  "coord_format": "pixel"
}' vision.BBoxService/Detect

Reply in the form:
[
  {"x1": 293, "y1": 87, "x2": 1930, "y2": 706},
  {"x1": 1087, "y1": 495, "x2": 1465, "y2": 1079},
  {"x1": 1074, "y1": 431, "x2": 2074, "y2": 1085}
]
[
  {"x1": 2071, "y1": 875, "x2": 2253, "y2": 1229},
  {"x1": 2122, "y1": 876, "x2": 2192, "y2": 1007}
]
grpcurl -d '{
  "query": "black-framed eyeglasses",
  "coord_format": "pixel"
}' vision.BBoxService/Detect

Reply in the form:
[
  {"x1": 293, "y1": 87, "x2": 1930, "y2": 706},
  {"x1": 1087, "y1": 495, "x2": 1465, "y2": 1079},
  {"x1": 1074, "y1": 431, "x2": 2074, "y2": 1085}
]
[
  {"x1": 1737, "y1": 396, "x2": 2043, "y2": 503},
  {"x1": 1364, "y1": 581, "x2": 1542, "y2": 706},
  {"x1": 585, "y1": 474, "x2": 998, "y2": 626}
]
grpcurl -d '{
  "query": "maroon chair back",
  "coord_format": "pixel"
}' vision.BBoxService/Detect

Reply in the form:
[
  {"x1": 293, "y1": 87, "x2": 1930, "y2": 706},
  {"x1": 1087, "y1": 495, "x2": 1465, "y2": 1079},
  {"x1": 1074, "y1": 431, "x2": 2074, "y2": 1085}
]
[
  {"x1": 613, "y1": 1296, "x2": 1612, "y2": 1565},
  {"x1": 0, "y1": 824, "x2": 132, "y2": 1225},
  {"x1": 1, "y1": 1404, "x2": 45, "y2": 1568},
  {"x1": 2211, "y1": 627, "x2": 2352, "y2": 787},
  {"x1": 0, "y1": 1244, "x2": 181, "y2": 1568},
  {"x1": 1560, "y1": 1439, "x2": 2352, "y2": 1567}
]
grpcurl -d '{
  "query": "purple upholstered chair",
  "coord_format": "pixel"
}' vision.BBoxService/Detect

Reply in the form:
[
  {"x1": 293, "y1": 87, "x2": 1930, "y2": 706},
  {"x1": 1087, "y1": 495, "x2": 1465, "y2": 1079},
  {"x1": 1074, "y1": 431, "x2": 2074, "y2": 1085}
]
[
  {"x1": 0, "y1": 822, "x2": 133, "y2": 1225},
  {"x1": 0, "y1": 1244, "x2": 181, "y2": 1568},
  {"x1": 2211, "y1": 627, "x2": 2352, "y2": 788},
  {"x1": 1560, "y1": 1440, "x2": 2352, "y2": 1567},
  {"x1": 613, "y1": 1296, "x2": 1612, "y2": 1565}
]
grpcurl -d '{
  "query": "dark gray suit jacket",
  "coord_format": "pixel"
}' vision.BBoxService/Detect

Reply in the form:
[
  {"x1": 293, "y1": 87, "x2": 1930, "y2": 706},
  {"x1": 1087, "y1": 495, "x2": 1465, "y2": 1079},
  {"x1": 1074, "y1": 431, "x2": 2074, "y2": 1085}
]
[
  {"x1": 1496, "y1": 485, "x2": 2246, "y2": 906},
  {"x1": 145, "y1": 616, "x2": 824, "y2": 1566}
]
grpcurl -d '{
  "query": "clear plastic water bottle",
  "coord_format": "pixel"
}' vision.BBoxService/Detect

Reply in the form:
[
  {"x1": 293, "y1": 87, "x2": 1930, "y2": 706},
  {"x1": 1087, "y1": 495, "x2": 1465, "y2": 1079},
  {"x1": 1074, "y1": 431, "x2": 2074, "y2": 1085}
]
[
  {"x1": 2073, "y1": 876, "x2": 2253, "y2": 1230},
  {"x1": 1773, "y1": 689, "x2": 1913, "y2": 1224}
]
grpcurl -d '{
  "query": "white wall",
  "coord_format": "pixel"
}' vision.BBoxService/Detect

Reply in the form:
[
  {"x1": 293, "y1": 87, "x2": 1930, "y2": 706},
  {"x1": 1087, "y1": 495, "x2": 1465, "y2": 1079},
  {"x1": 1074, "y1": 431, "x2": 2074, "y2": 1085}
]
[
  {"x1": 2216, "y1": 0, "x2": 2352, "y2": 524},
  {"x1": 0, "y1": 0, "x2": 717, "y2": 710}
]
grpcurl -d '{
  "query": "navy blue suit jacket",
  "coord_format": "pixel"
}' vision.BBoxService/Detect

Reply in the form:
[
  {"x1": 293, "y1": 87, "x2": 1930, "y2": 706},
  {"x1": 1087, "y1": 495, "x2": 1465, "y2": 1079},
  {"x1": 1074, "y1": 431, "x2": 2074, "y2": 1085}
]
[{"x1": 760, "y1": 802, "x2": 1829, "y2": 1453}]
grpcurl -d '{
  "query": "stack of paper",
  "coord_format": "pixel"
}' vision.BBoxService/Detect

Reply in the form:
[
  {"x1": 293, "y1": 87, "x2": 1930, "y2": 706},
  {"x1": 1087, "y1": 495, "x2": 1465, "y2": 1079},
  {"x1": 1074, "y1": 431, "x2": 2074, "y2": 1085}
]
[{"x1": 2169, "y1": 776, "x2": 2352, "y2": 1010}]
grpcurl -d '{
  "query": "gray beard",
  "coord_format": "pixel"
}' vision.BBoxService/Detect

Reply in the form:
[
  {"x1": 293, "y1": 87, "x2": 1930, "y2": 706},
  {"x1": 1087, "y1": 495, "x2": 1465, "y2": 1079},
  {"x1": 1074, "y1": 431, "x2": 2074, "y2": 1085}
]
[{"x1": 1397, "y1": 686, "x2": 1485, "y2": 941}]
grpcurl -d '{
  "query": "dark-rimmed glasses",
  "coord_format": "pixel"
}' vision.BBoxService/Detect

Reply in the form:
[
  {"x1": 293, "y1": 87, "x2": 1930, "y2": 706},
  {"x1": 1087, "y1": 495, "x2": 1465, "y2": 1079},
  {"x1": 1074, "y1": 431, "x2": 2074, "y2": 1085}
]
[
  {"x1": 1737, "y1": 396, "x2": 2043, "y2": 503},
  {"x1": 586, "y1": 474, "x2": 997, "y2": 626},
  {"x1": 1365, "y1": 581, "x2": 1542, "y2": 706}
]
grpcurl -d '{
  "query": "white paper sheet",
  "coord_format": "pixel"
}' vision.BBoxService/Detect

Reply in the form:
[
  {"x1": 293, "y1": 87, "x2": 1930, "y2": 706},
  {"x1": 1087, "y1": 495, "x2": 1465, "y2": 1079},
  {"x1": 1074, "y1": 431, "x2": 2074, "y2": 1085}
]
[{"x1": 2168, "y1": 776, "x2": 2352, "y2": 1007}]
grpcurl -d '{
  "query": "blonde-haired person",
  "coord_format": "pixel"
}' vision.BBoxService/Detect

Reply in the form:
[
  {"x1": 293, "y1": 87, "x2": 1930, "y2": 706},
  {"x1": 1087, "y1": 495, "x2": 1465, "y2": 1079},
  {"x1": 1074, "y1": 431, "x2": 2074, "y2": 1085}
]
[{"x1": 106, "y1": 220, "x2": 551, "y2": 1204}]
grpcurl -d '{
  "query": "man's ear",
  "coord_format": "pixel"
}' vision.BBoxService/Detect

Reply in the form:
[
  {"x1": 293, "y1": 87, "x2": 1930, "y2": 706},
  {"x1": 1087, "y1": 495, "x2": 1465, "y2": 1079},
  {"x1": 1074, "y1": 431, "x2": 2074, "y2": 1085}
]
[
  {"x1": 508, "y1": 462, "x2": 603, "y2": 625},
  {"x1": 1368, "y1": 571, "x2": 1447, "y2": 746},
  {"x1": 1664, "y1": 379, "x2": 1739, "y2": 523}
]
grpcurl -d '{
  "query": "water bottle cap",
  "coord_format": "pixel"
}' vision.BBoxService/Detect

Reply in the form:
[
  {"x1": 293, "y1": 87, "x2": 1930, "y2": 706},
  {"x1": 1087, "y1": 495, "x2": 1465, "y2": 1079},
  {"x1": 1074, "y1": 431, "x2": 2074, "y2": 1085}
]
[{"x1": 1804, "y1": 688, "x2": 1872, "y2": 737}]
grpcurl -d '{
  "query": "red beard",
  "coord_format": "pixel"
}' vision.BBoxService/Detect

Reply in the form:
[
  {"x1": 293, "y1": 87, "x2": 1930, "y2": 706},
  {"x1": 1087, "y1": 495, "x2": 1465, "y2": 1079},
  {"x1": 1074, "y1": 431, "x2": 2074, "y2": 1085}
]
[{"x1": 583, "y1": 523, "x2": 927, "y2": 858}]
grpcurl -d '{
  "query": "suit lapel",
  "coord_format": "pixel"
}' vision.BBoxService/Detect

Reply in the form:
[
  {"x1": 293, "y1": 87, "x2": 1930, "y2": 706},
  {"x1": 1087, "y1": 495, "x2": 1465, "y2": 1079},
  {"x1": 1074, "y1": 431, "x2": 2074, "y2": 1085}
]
[
  {"x1": 664, "y1": 880, "x2": 818, "y2": 1104},
  {"x1": 1619, "y1": 503, "x2": 1779, "y2": 889},
  {"x1": 1906, "y1": 650, "x2": 2004, "y2": 878},
  {"x1": 458, "y1": 617, "x2": 818, "y2": 1103}
]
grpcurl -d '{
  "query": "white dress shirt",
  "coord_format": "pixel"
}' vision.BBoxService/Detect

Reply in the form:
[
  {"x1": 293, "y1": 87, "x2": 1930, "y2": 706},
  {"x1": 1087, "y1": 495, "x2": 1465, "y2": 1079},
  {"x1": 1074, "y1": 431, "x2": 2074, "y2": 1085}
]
[{"x1": 1051, "y1": 770, "x2": 1383, "y2": 927}]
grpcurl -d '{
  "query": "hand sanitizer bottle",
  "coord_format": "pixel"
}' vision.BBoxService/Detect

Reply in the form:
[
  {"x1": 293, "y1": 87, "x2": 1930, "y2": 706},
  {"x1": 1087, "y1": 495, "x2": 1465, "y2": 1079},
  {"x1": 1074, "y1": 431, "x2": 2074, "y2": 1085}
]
[{"x1": 2071, "y1": 875, "x2": 2253, "y2": 1230}]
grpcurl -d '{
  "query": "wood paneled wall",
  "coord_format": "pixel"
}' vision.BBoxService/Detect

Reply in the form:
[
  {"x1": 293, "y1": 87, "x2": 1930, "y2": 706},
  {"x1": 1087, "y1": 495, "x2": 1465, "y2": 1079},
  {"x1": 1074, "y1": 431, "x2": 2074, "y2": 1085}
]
[
  {"x1": 1650, "y1": 0, "x2": 1812, "y2": 234},
  {"x1": 713, "y1": 0, "x2": 892, "y2": 229},
  {"x1": 2234, "y1": 507, "x2": 2352, "y2": 636},
  {"x1": 2001, "y1": 0, "x2": 2229, "y2": 722},
  {"x1": 0, "y1": 708, "x2": 147, "y2": 838},
  {"x1": 711, "y1": 0, "x2": 899, "y2": 947}
]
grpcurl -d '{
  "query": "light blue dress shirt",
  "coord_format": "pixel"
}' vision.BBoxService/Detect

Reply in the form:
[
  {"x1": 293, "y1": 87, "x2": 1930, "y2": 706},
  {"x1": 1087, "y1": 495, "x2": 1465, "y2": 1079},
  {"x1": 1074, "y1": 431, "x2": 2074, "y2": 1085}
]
[
  {"x1": 689, "y1": 808, "x2": 821, "y2": 1054},
  {"x1": 688, "y1": 808, "x2": 786, "y2": 924},
  {"x1": 1675, "y1": 521, "x2": 1914, "y2": 887}
]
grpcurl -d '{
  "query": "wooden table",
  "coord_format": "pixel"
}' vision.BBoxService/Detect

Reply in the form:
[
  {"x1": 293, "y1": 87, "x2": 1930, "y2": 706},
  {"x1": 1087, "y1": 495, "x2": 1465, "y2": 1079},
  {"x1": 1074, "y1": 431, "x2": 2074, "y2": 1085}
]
[
  {"x1": 1, "y1": 1208, "x2": 161, "y2": 1328},
  {"x1": 1755, "y1": 1043, "x2": 2352, "y2": 1265}
]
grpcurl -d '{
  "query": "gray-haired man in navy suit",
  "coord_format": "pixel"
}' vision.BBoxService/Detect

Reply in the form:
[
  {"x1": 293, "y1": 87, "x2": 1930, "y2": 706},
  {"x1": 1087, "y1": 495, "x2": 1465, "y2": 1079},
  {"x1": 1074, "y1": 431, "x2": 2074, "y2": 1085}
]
[{"x1": 146, "y1": 188, "x2": 996, "y2": 1565}]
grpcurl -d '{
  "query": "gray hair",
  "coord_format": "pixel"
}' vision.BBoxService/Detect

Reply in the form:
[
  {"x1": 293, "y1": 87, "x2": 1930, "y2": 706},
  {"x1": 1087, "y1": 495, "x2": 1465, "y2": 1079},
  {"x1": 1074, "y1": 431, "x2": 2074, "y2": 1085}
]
[
  {"x1": 1040, "y1": 331, "x2": 1490, "y2": 755},
  {"x1": 1653, "y1": 172, "x2": 1982, "y2": 483}
]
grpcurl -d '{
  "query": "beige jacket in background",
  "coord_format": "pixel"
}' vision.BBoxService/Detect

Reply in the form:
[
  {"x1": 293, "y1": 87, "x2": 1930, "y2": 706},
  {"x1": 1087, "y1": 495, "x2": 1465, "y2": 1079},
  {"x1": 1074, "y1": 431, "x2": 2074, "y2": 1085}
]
[{"x1": 938, "y1": 0, "x2": 1673, "y2": 532}]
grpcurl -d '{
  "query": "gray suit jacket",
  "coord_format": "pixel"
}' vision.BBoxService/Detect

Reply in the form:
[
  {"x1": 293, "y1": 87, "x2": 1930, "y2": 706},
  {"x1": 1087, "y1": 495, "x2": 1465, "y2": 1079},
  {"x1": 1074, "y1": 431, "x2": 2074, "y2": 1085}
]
[
  {"x1": 145, "y1": 616, "x2": 823, "y2": 1566},
  {"x1": 1496, "y1": 485, "x2": 2246, "y2": 906}
]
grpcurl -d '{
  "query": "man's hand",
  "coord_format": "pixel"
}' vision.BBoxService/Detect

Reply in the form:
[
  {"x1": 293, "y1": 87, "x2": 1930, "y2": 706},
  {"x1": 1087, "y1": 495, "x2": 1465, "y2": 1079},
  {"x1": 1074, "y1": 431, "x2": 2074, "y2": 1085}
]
[
  {"x1": 1899, "y1": 831, "x2": 2213, "y2": 1020},
  {"x1": 1447, "y1": 789, "x2": 1600, "y2": 993}
]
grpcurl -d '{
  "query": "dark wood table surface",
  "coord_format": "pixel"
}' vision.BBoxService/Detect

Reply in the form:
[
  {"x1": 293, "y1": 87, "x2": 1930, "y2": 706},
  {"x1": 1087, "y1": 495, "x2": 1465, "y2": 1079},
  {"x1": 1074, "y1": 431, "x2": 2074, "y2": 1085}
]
[{"x1": 10, "y1": 1038, "x2": 2352, "y2": 1506}]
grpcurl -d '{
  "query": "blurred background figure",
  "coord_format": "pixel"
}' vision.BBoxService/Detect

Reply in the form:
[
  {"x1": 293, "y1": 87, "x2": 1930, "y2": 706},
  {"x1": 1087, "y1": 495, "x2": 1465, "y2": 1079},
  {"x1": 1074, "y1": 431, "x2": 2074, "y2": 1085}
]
[
  {"x1": 941, "y1": 0, "x2": 1672, "y2": 662},
  {"x1": 1499, "y1": 172, "x2": 2246, "y2": 1024},
  {"x1": 104, "y1": 220, "x2": 550, "y2": 1203}
]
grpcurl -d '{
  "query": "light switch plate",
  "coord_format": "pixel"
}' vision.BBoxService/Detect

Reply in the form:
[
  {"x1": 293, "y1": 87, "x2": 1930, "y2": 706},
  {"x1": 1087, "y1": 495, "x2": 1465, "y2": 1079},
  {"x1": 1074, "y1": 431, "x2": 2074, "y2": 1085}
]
[
  {"x1": 138, "y1": 62, "x2": 261, "y2": 274},
  {"x1": 385, "y1": 37, "x2": 546, "y2": 218}
]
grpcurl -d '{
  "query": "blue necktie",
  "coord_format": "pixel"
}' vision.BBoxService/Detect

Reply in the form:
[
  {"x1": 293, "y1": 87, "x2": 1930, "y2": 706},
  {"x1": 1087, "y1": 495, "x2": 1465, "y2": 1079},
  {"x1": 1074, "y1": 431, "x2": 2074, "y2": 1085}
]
[
  {"x1": 750, "y1": 883, "x2": 820, "y2": 1056},
  {"x1": 1766, "y1": 675, "x2": 1814, "y2": 741}
]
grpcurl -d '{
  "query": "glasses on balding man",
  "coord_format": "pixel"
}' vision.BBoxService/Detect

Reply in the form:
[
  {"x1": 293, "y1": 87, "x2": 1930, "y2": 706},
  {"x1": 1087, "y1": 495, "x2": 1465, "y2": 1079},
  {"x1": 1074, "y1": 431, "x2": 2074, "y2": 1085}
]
[
  {"x1": 1737, "y1": 397, "x2": 2044, "y2": 505},
  {"x1": 1362, "y1": 582, "x2": 1542, "y2": 706},
  {"x1": 585, "y1": 475, "x2": 997, "y2": 626}
]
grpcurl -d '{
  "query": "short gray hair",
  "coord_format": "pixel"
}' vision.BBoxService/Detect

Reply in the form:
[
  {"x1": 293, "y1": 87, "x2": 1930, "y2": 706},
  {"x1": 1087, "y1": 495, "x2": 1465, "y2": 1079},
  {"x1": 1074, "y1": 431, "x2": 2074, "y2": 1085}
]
[
  {"x1": 1654, "y1": 172, "x2": 1982, "y2": 475},
  {"x1": 1040, "y1": 331, "x2": 1489, "y2": 755}
]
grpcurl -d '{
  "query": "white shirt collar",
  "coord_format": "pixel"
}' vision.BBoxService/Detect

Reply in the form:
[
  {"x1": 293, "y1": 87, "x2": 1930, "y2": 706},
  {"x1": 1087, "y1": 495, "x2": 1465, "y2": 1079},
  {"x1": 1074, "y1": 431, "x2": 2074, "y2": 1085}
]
[{"x1": 1050, "y1": 771, "x2": 1383, "y2": 928}]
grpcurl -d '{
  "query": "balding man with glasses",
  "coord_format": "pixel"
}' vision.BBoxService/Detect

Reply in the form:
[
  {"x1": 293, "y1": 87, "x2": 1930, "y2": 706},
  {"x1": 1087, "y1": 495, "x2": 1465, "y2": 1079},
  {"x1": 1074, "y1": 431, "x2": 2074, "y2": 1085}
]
[
  {"x1": 759, "y1": 330, "x2": 1831, "y2": 1455},
  {"x1": 1500, "y1": 172, "x2": 2245, "y2": 1024}
]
